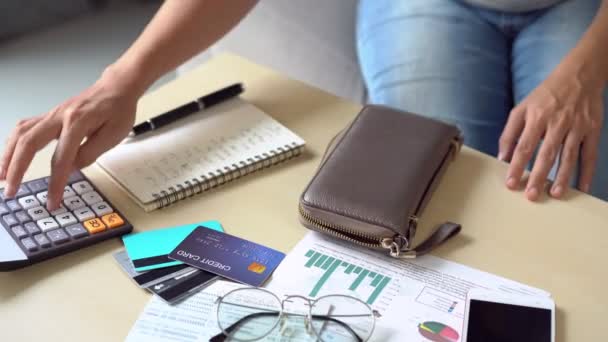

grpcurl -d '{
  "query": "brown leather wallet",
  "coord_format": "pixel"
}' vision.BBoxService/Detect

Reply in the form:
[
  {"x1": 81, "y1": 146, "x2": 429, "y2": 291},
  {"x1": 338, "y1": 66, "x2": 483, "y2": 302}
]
[{"x1": 299, "y1": 105, "x2": 463, "y2": 258}]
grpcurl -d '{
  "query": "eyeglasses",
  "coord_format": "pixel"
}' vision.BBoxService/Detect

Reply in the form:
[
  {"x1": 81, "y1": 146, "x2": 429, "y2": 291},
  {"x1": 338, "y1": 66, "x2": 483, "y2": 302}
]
[{"x1": 209, "y1": 287, "x2": 380, "y2": 342}]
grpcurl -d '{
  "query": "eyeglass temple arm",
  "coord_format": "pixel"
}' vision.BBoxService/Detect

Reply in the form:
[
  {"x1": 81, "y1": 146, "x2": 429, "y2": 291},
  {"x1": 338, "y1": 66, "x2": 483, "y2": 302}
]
[{"x1": 209, "y1": 312, "x2": 363, "y2": 342}]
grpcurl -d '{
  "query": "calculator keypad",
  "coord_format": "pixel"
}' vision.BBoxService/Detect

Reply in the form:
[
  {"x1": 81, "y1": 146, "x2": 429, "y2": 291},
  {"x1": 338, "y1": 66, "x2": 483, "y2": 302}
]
[
  {"x1": 0, "y1": 171, "x2": 132, "y2": 267},
  {"x1": 28, "y1": 206, "x2": 50, "y2": 221}
]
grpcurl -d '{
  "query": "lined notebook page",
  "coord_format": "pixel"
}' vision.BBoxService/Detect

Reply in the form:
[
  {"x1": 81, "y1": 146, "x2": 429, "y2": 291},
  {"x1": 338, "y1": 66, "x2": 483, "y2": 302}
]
[{"x1": 97, "y1": 98, "x2": 305, "y2": 207}]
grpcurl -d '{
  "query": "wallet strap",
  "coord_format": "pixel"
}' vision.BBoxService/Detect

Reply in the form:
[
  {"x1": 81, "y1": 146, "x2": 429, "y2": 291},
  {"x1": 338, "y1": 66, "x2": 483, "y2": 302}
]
[{"x1": 387, "y1": 222, "x2": 461, "y2": 258}]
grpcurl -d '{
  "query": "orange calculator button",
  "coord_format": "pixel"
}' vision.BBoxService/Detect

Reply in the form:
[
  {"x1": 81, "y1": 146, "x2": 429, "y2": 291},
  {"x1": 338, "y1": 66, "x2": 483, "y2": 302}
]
[
  {"x1": 101, "y1": 213, "x2": 124, "y2": 229},
  {"x1": 83, "y1": 218, "x2": 106, "y2": 234}
]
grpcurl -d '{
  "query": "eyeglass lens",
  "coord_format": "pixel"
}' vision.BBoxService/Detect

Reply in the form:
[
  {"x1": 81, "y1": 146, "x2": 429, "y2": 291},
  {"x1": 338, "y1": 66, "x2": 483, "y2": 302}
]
[
  {"x1": 310, "y1": 295, "x2": 375, "y2": 342},
  {"x1": 217, "y1": 289, "x2": 374, "y2": 342},
  {"x1": 217, "y1": 288, "x2": 282, "y2": 341}
]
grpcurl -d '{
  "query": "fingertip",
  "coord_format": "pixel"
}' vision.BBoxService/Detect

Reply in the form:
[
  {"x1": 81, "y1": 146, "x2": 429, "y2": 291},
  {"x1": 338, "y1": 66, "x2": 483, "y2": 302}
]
[
  {"x1": 526, "y1": 187, "x2": 539, "y2": 201},
  {"x1": 46, "y1": 196, "x2": 59, "y2": 212},
  {"x1": 550, "y1": 185, "x2": 564, "y2": 198},
  {"x1": 506, "y1": 176, "x2": 518, "y2": 190},
  {"x1": 4, "y1": 183, "x2": 15, "y2": 198}
]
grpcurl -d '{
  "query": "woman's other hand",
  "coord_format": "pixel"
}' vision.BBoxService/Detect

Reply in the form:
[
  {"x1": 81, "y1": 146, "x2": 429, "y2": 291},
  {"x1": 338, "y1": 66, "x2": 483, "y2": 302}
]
[{"x1": 498, "y1": 56, "x2": 605, "y2": 201}]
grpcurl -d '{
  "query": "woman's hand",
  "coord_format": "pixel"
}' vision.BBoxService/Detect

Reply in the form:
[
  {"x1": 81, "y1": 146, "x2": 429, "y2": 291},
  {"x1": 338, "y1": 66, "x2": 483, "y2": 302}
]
[
  {"x1": 498, "y1": 57, "x2": 605, "y2": 201},
  {"x1": 0, "y1": 66, "x2": 142, "y2": 210}
]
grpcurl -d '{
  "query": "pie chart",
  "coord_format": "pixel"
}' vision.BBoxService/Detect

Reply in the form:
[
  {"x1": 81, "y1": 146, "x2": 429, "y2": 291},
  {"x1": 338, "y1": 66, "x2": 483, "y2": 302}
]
[{"x1": 418, "y1": 321, "x2": 459, "y2": 342}]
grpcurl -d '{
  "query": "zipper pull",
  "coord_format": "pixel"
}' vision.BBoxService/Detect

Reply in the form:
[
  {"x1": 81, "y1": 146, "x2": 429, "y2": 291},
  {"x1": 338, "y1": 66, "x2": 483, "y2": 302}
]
[{"x1": 382, "y1": 222, "x2": 461, "y2": 258}]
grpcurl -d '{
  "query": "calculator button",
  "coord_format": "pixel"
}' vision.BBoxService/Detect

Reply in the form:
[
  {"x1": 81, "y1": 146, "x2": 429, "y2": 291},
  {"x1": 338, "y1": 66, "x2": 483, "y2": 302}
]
[
  {"x1": 82, "y1": 191, "x2": 103, "y2": 206},
  {"x1": 14, "y1": 211, "x2": 31, "y2": 224},
  {"x1": 68, "y1": 171, "x2": 85, "y2": 183},
  {"x1": 18, "y1": 195, "x2": 40, "y2": 210},
  {"x1": 36, "y1": 191, "x2": 49, "y2": 205},
  {"x1": 37, "y1": 217, "x2": 59, "y2": 232},
  {"x1": 65, "y1": 224, "x2": 89, "y2": 239},
  {"x1": 2, "y1": 214, "x2": 19, "y2": 227},
  {"x1": 55, "y1": 212, "x2": 77, "y2": 227},
  {"x1": 0, "y1": 203, "x2": 9, "y2": 216},
  {"x1": 74, "y1": 207, "x2": 95, "y2": 222},
  {"x1": 33, "y1": 234, "x2": 51, "y2": 248},
  {"x1": 43, "y1": 172, "x2": 82, "y2": 184},
  {"x1": 83, "y1": 218, "x2": 106, "y2": 234},
  {"x1": 101, "y1": 213, "x2": 124, "y2": 229},
  {"x1": 50, "y1": 205, "x2": 68, "y2": 216},
  {"x1": 11, "y1": 225, "x2": 28, "y2": 239},
  {"x1": 47, "y1": 229, "x2": 70, "y2": 244},
  {"x1": 28, "y1": 206, "x2": 49, "y2": 221},
  {"x1": 64, "y1": 196, "x2": 86, "y2": 211},
  {"x1": 15, "y1": 184, "x2": 31, "y2": 198},
  {"x1": 92, "y1": 202, "x2": 113, "y2": 217},
  {"x1": 6, "y1": 200, "x2": 21, "y2": 212},
  {"x1": 63, "y1": 186, "x2": 76, "y2": 199},
  {"x1": 26, "y1": 179, "x2": 48, "y2": 193},
  {"x1": 72, "y1": 181, "x2": 94, "y2": 195},
  {"x1": 21, "y1": 237, "x2": 38, "y2": 252},
  {"x1": 24, "y1": 222, "x2": 41, "y2": 235}
]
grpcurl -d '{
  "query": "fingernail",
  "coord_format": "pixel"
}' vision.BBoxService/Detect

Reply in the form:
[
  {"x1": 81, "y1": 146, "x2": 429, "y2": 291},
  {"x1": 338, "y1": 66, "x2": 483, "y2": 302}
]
[
  {"x1": 506, "y1": 177, "x2": 517, "y2": 188},
  {"x1": 552, "y1": 185, "x2": 563, "y2": 198},
  {"x1": 497, "y1": 153, "x2": 505, "y2": 162},
  {"x1": 527, "y1": 187, "x2": 539, "y2": 200}
]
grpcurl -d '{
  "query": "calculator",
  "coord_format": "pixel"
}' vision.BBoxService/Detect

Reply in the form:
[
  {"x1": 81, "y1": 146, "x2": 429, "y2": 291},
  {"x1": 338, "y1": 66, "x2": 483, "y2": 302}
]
[{"x1": 0, "y1": 171, "x2": 132, "y2": 271}]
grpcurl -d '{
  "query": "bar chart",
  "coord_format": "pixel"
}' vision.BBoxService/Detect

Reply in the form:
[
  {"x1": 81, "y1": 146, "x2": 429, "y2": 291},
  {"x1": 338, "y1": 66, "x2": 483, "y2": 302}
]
[{"x1": 303, "y1": 249, "x2": 392, "y2": 306}]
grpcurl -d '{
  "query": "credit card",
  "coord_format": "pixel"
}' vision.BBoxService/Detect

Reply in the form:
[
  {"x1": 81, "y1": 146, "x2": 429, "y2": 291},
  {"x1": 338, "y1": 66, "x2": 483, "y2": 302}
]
[
  {"x1": 123, "y1": 220, "x2": 223, "y2": 272},
  {"x1": 146, "y1": 268, "x2": 218, "y2": 304},
  {"x1": 169, "y1": 228, "x2": 286, "y2": 287},
  {"x1": 113, "y1": 250, "x2": 193, "y2": 288}
]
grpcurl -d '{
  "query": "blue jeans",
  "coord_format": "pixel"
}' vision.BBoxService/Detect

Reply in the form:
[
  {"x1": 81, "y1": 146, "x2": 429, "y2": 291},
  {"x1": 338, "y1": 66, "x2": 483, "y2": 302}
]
[{"x1": 357, "y1": 0, "x2": 608, "y2": 201}]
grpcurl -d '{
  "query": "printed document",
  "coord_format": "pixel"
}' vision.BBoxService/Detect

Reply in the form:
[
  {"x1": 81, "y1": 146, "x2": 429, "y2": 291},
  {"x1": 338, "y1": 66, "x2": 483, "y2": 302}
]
[{"x1": 265, "y1": 232, "x2": 550, "y2": 342}]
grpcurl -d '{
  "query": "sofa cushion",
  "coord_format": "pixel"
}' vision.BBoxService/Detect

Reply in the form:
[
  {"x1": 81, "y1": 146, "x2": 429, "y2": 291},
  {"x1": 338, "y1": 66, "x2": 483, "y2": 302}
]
[{"x1": 179, "y1": 0, "x2": 366, "y2": 103}]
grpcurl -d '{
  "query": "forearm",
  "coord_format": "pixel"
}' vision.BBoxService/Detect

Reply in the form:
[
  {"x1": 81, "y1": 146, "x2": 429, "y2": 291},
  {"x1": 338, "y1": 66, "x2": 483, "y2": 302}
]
[
  {"x1": 102, "y1": 0, "x2": 258, "y2": 96},
  {"x1": 566, "y1": 0, "x2": 608, "y2": 87}
]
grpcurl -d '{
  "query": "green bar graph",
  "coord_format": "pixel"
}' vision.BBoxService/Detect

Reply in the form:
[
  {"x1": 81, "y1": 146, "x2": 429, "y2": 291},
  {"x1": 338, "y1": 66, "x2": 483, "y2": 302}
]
[
  {"x1": 321, "y1": 257, "x2": 335, "y2": 270},
  {"x1": 303, "y1": 250, "x2": 392, "y2": 305},
  {"x1": 305, "y1": 252, "x2": 320, "y2": 268},
  {"x1": 310, "y1": 259, "x2": 342, "y2": 297},
  {"x1": 315, "y1": 255, "x2": 328, "y2": 267},
  {"x1": 371, "y1": 274, "x2": 383, "y2": 287},
  {"x1": 345, "y1": 265, "x2": 355, "y2": 274},
  {"x1": 350, "y1": 270, "x2": 369, "y2": 291},
  {"x1": 367, "y1": 277, "x2": 391, "y2": 305}
]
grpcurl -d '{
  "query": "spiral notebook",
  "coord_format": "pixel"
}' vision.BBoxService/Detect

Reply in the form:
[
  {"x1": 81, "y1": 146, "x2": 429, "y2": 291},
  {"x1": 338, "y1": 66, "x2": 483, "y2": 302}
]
[{"x1": 96, "y1": 98, "x2": 305, "y2": 212}]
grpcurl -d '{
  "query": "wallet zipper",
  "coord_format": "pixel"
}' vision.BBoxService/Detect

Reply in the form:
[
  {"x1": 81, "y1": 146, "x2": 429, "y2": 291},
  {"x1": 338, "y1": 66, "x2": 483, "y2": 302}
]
[
  {"x1": 299, "y1": 205, "x2": 381, "y2": 247},
  {"x1": 299, "y1": 205, "x2": 418, "y2": 250}
]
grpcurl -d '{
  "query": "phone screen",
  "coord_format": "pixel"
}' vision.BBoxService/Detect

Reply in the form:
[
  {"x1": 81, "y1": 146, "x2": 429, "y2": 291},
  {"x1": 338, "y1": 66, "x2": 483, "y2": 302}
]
[{"x1": 466, "y1": 299, "x2": 552, "y2": 342}]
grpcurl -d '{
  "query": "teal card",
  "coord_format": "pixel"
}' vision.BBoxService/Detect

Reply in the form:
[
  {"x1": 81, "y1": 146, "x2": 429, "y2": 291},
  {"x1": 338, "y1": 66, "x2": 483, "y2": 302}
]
[{"x1": 123, "y1": 220, "x2": 223, "y2": 272}]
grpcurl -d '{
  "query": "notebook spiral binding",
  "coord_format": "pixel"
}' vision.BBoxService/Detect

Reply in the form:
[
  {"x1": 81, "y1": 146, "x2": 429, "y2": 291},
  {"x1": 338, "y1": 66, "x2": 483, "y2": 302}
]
[{"x1": 150, "y1": 142, "x2": 304, "y2": 209}]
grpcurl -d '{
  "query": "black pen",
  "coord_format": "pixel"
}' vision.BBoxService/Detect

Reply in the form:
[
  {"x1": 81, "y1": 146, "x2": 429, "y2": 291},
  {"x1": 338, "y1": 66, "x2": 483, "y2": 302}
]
[{"x1": 132, "y1": 83, "x2": 244, "y2": 136}]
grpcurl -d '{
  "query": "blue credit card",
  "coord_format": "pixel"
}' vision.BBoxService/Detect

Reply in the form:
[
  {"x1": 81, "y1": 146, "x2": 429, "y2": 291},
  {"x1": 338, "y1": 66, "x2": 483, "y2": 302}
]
[
  {"x1": 123, "y1": 220, "x2": 223, "y2": 272},
  {"x1": 168, "y1": 228, "x2": 285, "y2": 287}
]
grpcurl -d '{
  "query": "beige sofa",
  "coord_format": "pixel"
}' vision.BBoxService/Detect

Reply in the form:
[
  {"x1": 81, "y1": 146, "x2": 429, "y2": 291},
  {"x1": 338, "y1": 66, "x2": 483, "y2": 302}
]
[{"x1": 179, "y1": 0, "x2": 366, "y2": 104}]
